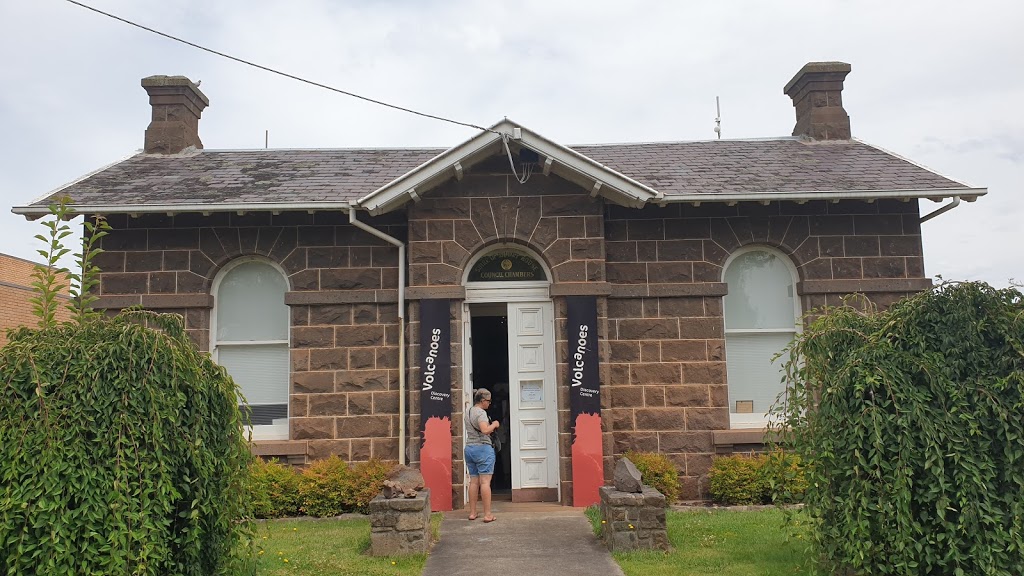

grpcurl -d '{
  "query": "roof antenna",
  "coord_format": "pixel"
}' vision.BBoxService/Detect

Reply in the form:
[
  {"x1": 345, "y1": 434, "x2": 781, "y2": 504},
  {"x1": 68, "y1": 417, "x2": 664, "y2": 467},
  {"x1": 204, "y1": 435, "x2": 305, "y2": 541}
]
[{"x1": 714, "y1": 96, "x2": 722, "y2": 139}]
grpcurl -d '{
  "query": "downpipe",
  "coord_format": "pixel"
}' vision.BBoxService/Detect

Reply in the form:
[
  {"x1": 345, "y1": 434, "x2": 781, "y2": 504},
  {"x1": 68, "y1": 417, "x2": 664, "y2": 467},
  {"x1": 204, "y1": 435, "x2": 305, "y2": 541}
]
[{"x1": 347, "y1": 206, "x2": 407, "y2": 465}]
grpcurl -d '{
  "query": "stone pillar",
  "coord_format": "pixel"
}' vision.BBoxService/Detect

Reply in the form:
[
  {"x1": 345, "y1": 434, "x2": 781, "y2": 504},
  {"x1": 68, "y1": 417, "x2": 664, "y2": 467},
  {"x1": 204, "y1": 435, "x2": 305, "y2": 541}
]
[
  {"x1": 599, "y1": 485, "x2": 668, "y2": 552},
  {"x1": 369, "y1": 489, "x2": 432, "y2": 556}
]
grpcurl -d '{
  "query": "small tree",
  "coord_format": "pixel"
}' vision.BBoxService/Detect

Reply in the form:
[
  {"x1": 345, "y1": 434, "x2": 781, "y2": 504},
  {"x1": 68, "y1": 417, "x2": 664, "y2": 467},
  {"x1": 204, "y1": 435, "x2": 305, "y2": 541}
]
[
  {"x1": 1, "y1": 200, "x2": 254, "y2": 574},
  {"x1": 776, "y1": 281, "x2": 1024, "y2": 575}
]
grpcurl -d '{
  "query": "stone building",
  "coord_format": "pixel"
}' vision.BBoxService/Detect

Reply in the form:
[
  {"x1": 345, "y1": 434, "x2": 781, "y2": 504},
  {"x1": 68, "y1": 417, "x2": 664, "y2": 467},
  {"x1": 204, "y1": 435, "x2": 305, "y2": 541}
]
[{"x1": 13, "y1": 62, "x2": 985, "y2": 507}]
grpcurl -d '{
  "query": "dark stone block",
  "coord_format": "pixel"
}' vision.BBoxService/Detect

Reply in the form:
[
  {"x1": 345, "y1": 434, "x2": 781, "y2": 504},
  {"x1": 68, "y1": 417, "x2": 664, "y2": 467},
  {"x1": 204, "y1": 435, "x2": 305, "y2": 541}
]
[
  {"x1": 148, "y1": 272, "x2": 176, "y2": 294},
  {"x1": 832, "y1": 258, "x2": 863, "y2": 279},
  {"x1": 149, "y1": 228, "x2": 199, "y2": 251},
  {"x1": 238, "y1": 228, "x2": 259, "y2": 254},
  {"x1": 124, "y1": 251, "x2": 162, "y2": 272},
  {"x1": 863, "y1": 257, "x2": 906, "y2": 279},
  {"x1": 269, "y1": 228, "x2": 298, "y2": 261},
  {"x1": 256, "y1": 227, "x2": 283, "y2": 256},
  {"x1": 628, "y1": 220, "x2": 665, "y2": 241},
  {"x1": 656, "y1": 240, "x2": 702, "y2": 262},
  {"x1": 297, "y1": 226, "x2": 334, "y2": 247},
  {"x1": 818, "y1": 236, "x2": 845, "y2": 258},
  {"x1": 665, "y1": 218, "x2": 710, "y2": 240},
  {"x1": 164, "y1": 250, "x2": 190, "y2": 271},
  {"x1": 289, "y1": 269, "x2": 320, "y2": 291},
  {"x1": 101, "y1": 273, "x2": 148, "y2": 295},
  {"x1": 854, "y1": 214, "x2": 904, "y2": 235},
  {"x1": 321, "y1": 268, "x2": 382, "y2": 290},
  {"x1": 426, "y1": 220, "x2": 455, "y2": 241},
  {"x1": 606, "y1": 263, "x2": 647, "y2": 284},
  {"x1": 307, "y1": 246, "x2": 350, "y2": 268},
  {"x1": 647, "y1": 262, "x2": 693, "y2": 284}
]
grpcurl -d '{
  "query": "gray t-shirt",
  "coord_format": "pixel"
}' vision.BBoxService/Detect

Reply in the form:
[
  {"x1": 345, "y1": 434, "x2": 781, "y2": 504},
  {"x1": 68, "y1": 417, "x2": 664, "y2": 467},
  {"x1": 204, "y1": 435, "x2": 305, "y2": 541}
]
[{"x1": 464, "y1": 405, "x2": 492, "y2": 446}]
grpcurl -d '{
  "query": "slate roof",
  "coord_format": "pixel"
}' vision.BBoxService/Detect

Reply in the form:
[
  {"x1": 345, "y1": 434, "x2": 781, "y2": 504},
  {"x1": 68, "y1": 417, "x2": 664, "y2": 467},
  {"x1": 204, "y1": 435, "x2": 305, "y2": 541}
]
[{"x1": 16, "y1": 136, "x2": 976, "y2": 214}]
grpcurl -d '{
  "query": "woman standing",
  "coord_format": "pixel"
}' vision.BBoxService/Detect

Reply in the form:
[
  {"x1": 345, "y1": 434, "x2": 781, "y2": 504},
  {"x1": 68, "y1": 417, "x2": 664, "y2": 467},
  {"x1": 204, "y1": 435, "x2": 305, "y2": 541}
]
[{"x1": 464, "y1": 388, "x2": 499, "y2": 522}]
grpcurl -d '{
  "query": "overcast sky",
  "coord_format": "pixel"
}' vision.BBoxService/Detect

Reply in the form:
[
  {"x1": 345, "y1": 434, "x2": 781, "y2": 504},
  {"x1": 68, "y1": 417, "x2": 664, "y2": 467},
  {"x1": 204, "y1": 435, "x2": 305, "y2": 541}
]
[{"x1": 1, "y1": 0, "x2": 1020, "y2": 286}]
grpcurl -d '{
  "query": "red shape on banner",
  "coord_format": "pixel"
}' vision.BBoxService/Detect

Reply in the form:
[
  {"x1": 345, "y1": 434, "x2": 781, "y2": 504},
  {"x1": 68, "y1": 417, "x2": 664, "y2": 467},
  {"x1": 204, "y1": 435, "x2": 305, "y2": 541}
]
[
  {"x1": 421, "y1": 416, "x2": 453, "y2": 511},
  {"x1": 571, "y1": 412, "x2": 603, "y2": 507}
]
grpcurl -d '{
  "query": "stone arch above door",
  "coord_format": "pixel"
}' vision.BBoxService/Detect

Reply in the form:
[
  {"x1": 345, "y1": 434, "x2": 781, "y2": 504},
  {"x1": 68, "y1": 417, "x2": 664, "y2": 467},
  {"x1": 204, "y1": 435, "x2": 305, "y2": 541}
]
[{"x1": 406, "y1": 183, "x2": 606, "y2": 288}]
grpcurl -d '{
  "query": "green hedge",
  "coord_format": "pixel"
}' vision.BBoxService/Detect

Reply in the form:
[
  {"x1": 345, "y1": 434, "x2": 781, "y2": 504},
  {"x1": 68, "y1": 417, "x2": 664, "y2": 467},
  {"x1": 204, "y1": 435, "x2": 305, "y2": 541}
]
[
  {"x1": 250, "y1": 459, "x2": 302, "y2": 519},
  {"x1": 250, "y1": 456, "x2": 395, "y2": 518},
  {"x1": 708, "y1": 452, "x2": 807, "y2": 505},
  {"x1": 0, "y1": 313, "x2": 253, "y2": 575},
  {"x1": 779, "y1": 281, "x2": 1024, "y2": 575}
]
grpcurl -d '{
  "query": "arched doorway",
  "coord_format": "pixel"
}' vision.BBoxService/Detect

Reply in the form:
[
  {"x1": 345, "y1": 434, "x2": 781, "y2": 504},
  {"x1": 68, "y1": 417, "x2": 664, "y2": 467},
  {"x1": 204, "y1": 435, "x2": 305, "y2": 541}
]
[{"x1": 461, "y1": 245, "x2": 560, "y2": 503}]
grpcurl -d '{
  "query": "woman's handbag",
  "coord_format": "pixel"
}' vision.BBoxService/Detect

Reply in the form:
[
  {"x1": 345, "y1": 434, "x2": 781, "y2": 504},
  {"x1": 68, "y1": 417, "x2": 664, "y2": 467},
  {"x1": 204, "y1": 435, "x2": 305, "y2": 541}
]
[{"x1": 490, "y1": 426, "x2": 502, "y2": 453}]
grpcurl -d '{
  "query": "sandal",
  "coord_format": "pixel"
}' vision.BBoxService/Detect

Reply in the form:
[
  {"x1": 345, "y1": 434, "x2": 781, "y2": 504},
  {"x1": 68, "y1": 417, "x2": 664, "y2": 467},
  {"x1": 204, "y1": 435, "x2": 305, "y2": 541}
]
[
  {"x1": 468, "y1": 515, "x2": 477, "y2": 521},
  {"x1": 483, "y1": 516, "x2": 497, "y2": 523}
]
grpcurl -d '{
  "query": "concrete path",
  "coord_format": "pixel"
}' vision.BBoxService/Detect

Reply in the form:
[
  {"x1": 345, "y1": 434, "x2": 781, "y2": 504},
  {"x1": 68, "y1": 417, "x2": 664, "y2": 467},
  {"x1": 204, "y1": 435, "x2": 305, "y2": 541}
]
[{"x1": 423, "y1": 502, "x2": 625, "y2": 576}]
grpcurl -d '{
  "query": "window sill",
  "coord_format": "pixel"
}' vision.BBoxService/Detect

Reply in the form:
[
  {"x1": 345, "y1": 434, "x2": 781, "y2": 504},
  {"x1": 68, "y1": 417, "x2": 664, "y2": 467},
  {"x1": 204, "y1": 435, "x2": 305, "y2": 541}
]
[
  {"x1": 251, "y1": 440, "x2": 308, "y2": 465},
  {"x1": 712, "y1": 428, "x2": 781, "y2": 453}
]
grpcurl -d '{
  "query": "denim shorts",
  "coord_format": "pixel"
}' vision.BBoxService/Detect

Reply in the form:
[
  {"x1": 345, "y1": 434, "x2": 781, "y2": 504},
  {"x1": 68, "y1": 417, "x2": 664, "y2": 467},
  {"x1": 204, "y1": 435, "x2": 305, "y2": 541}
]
[{"x1": 464, "y1": 444, "x2": 496, "y2": 476}]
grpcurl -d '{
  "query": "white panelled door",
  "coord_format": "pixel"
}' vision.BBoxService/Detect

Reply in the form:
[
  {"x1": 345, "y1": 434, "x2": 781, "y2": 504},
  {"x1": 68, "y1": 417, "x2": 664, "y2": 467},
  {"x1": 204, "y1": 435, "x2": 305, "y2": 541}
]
[{"x1": 506, "y1": 301, "x2": 559, "y2": 496}]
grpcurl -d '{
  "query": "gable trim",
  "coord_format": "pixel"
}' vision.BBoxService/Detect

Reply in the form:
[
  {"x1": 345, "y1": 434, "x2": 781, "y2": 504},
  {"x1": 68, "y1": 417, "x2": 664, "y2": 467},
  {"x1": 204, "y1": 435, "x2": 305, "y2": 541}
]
[{"x1": 355, "y1": 119, "x2": 663, "y2": 215}]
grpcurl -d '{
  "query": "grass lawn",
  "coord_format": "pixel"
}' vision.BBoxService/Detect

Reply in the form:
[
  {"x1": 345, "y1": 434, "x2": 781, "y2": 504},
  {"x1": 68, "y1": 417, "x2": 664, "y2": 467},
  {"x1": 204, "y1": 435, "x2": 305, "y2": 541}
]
[
  {"x1": 253, "y1": 515, "x2": 441, "y2": 576},
  {"x1": 601, "y1": 508, "x2": 813, "y2": 576}
]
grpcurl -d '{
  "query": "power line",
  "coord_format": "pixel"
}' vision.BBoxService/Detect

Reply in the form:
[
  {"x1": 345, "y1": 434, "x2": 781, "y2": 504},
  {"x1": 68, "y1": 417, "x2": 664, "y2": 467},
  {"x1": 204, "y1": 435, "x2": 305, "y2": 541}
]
[{"x1": 65, "y1": 0, "x2": 497, "y2": 134}]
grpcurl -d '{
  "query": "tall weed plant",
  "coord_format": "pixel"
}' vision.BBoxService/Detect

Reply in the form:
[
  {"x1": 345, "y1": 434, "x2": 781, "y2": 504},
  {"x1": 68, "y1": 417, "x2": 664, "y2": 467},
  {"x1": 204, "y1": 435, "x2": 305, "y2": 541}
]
[
  {"x1": 0, "y1": 199, "x2": 254, "y2": 574},
  {"x1": 776, "y1": 281, "x2": 1024, "y2": 575}
]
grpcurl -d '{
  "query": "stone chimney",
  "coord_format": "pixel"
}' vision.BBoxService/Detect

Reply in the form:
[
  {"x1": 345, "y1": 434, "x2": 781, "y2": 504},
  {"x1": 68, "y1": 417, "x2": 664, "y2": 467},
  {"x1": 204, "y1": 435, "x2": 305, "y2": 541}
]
[
  {"x1": 141, "y1": 75, "x2": 209, "y2": 154},
  {"x1": 784, "y1": 62, "x2": 851, "y2": 140}
]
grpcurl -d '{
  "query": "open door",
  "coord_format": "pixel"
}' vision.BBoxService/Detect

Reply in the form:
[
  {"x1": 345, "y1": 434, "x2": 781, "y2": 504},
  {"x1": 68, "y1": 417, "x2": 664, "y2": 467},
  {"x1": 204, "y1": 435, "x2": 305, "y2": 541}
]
[{"x1": 506, "y1": 301, "x2": 560, "y2": 502}]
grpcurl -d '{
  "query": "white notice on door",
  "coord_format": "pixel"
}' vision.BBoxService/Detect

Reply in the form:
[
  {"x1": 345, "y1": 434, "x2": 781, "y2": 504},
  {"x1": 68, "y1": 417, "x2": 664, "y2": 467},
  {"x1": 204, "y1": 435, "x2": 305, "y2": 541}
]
[{"x1": 520, "y1": 380, "x2": 543, "y2": 403}]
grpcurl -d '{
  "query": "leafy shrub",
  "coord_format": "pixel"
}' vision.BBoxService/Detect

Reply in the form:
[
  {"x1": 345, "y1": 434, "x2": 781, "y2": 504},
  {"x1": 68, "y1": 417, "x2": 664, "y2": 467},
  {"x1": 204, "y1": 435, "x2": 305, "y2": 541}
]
[
  {"x1": 623, "y1": 451, "x2": 682, "y2": 503},
  {"x1": 761, "y1": 451, "x2": 807, "y2": 504},
  {"x1": 708, "y1": 451, "x2": 806, "y2": 505},
  {"x1": 348, "y1": 459, "x2": 398, "y2": 513},
  {"x1": 708, "y1": 455, "x2": 767, "y2": 505},
  {"x1": 0, "y1": 312, "x2": 253, "y2": 575},
  {"x1": 778, "y1": 281, "x2": 1024, "y2": 575},
  {"x1": 299, "y1": 456, "x2": 396, "y2": 516},
  {"x1": 250, "y1": 459, "x2": 301, "y2": 518},
  {"x1": 0, "y1": 200, "x2": 252, "y2": 574}
]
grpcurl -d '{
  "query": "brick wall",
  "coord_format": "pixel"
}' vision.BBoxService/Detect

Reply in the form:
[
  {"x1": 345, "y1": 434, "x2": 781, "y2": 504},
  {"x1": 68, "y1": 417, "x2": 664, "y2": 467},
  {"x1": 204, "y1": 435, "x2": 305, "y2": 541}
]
[
  {"x1": 93, "y1": 211, "x2": 404, "y2": 460},
  {"x1": 0, "y1": 254, "x2": 72, "y2": 347},
  {"x1": 88, "y1": 176, "x2": 930, "y2": 502},
  {"x1": 604, "y1": 199, "x2": 927, "y2": 498}
]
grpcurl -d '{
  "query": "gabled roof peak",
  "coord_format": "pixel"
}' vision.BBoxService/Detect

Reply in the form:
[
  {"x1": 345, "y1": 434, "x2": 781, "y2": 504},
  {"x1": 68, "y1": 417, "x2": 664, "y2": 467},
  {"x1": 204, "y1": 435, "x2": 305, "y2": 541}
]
[{"x1": 356, "y1": 119, "x2": 662, "y2": 215}]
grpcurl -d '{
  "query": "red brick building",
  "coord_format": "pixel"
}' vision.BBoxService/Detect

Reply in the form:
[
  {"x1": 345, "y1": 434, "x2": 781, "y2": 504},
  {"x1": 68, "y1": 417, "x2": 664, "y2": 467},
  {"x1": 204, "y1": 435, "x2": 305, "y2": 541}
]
[
  {"x1": 0, "y1": 253, "x2": 71, "y2": 347},
  {"x1": 14, "y1": 62, "x2": 985, "y2": 506}
]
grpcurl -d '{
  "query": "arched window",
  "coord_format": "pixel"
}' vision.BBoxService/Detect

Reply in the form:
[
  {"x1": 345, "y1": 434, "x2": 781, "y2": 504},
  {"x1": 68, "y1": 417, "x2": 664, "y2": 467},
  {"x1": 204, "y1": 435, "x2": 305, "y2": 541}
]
[
  {"x1": 723, "y1": 247, "x2": 800, "y2": 428},
  {"x1": 211, "y1": 258, "x2": 290, "y2": 440}
]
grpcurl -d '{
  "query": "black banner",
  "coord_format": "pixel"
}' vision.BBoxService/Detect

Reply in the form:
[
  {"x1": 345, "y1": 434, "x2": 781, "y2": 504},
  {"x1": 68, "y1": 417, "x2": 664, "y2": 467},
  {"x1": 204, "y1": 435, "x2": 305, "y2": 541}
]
[
  {"x1": 567, "y1": 296, "x2": 601, "y2": 420},
  {"x1": 567, "y1": 295, "x2": 603, "y2": 506},
  {"x1": 419, "y1": 298, "x2": 452, "y2": 423},
  {"x1": 418, "y1": 298, "x2": 453, "y2": 510}
]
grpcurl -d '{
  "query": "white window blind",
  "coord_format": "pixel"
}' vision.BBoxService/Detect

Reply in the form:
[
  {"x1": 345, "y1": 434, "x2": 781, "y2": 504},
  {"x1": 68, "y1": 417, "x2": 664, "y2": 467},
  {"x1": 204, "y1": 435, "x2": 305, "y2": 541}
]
[
  {"x1": 725, "y1": 332, "x2": 793, "y2": 416},
  {"x1": 216, "y1": 261, "x2": 289, "y2": 342},
  {"x1": 723, "y1": 249, "x2": 799, "y2": 426},
  {"x1": 213, "y1": 260, "x2": 290, "y2": 438},
  {"x1": 218, "y1": 344, "x2": 290, "y2": 408}
]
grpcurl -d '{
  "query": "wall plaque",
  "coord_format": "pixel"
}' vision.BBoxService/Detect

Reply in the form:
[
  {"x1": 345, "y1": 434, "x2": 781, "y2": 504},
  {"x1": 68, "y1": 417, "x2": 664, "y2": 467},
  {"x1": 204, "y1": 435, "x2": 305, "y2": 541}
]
[{"x1": 467, "y1": 249, "x2": 547, "y2": 282}]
